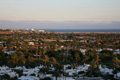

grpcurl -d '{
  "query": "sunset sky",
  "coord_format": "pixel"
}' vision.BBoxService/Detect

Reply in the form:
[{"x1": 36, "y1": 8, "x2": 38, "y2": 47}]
[{"x1": 0, "y1": 0, "x2": 120, "y2": 29}]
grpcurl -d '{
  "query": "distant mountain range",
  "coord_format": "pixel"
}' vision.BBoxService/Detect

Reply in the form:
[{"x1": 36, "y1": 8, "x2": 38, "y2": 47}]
[{"x1": 0, "y1": 20, "x2": 120, "y2": 29}]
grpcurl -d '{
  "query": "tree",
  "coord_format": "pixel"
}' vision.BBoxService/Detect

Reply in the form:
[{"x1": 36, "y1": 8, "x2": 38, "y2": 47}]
[
  {"x1": 112, "y1": 57, "x2": 120, "y2": 68},
  {"x1": 75, "y1": 52, "x2": 79, "y2": 66},
  {"x1": 0, "y1": 74, "x2": 10, "y2": 80},
  {"x1": 86, "y1": 59, "x2": 100, "y2": 77},
  {"x1": 53, "y1": 64, "x2": 63, "y2": 80},
  {"x1": 39, "y1": 68, "x2": 49, "y2": 74},
  {"x1": 27, "y1": 56, "x2": 35, "y2": 63},
  {"x1": 95, "y1": 55, "x2": 100, "y2": 67},
  {"x1": 18, "y1": 57, "x2": 26, "y2": 65},
  {"x1": 70, "y1": 50, "x2": 83, "y2": 64},
  {"x1": 50, "y1": 57, "x2": 57, "y2": 64},
  {"x1": 40, "y1": 77, "x2": 52, "y2": 80},
  {"x1": 10, "y1": 53, "x2": 19, "y2": 65},
  {"x1": 14, "y1": 70, "x2": 23, "y2": 77},
  {"x1": 82, "y1": 55, "x2": 89, "y2": 63},
  {"x1": 17, "y1": 51, "x2": 24, "y2": 58},
  {"x1": 85, "y1": 49, "x2": 97, "y2": 61},
  {"x1": 99, "y1": 50, "x2": 114, "y2": 63},
  {"x1": 0, "y1": 51, "x2": 8, "y2": 65},
  {"x1": 44, "y1": 55, "x2": 49, "y2": 65}
]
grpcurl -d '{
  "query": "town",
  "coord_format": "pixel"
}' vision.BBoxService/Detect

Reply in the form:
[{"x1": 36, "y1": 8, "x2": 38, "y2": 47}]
[{"x1": 0, "y1": 29, "x2": 120, "y2": 80}]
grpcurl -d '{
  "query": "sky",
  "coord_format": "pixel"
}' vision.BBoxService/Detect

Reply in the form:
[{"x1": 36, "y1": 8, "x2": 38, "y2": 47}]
[{"x1": 0, "y1": 0, "x2": 120, "y2": 29}]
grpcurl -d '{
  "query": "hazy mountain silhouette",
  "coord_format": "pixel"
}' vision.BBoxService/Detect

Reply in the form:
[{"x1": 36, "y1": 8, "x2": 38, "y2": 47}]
[{"x1": 0, "y1": 20, "x2": 120, "y2": 29}]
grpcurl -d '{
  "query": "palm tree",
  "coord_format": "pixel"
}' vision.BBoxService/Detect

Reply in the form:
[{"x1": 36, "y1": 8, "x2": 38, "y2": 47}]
[
  {"x1": 82, "y1": 56, "x2": 89, "y2": 63},
  {"x1": 10, "y1": 53, "x2": 18, "y2": 65},
  {"x1": 19, "y1": 57, "x2": 26, "y2": 65},
  {"x1": 53, "y1": 64, "x2": 63, "y2": 80},
  {"x1": 112, "y1": 57, "x2": 120, "y2": 68},
  {"x1": 44, "y1": 55, "x2": 49, "y2": 66},
  {"x1": 75, "y1": 52, "x2": 79, "y2": 66},
  {"x1": 95, "y1": 55, "x2": 100, "y2": 67},
  {"x1": 50, "y1": 57, "x2": 57, "y2": 64}
]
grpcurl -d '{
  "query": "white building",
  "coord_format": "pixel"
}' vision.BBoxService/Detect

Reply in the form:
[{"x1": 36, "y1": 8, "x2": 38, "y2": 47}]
[
  {"x1": 80, "y1": 49, "x2": 86, "y2": 55},
  {"x1": 100, "y1": 67, "x2": 113, "y2": 75},
  {"x1": 31, "y1": 29, "x2": 34, "y2": 31},
  {"x1": 29, "y1": 42, "x2": 34, "y2": 46},
  {"x1": 18, "y1": 76, "x2": 39, "y2": 80},
  {"x1": 4, "y1": 51, "x2": 16, "y2": 55},
  {"x1": 64, "y1": 64, "x2": 90, "y2": 76},
  {"x1": 0, "y1": 66, "x2": 18, "y2": 78},
  {"x1": 37, "y1": 30, "x2": 45, "y2": 33}
]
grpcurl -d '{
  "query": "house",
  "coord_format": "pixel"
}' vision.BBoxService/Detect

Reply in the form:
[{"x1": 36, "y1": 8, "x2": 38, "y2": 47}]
[
  {"x1": 36, "y1": 30, "x2": 45, "y2": 33},
  {"x1": 80, "y1": 49, "x2": 86, "y2": 55},
  {"x1": 0, "y1": 66, "x2": 18, "y2": 78},
  {"x1": 114, "y1": 49, "x2": 120, "y2": 54},
  {"x1": 100, "y1": 67, "x2": 113, "y2": 75},
  {"x1": 114, "y1": 72, "x2": 120, "y2": 79},
  {"x1": 28, "y1": 42, "x2": 34, "y2": 46},
  {"x1": 23, "y1": 68, "x2": 39, "y2": 77},
  {"x1": 64, "y1": 64, "x2": 90, "y2": 76},
  {"x1": 4, "y1": 51, "x2": 16, "y2": 55},
  {"x1": 18, "y1": 76, "x2": 39, "y2": 80}
]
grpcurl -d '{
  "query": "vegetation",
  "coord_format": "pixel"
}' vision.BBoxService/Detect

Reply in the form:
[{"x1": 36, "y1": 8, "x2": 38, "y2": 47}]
[{"x1": 0, "y1": 29, "x2": 120, "y2": 79}]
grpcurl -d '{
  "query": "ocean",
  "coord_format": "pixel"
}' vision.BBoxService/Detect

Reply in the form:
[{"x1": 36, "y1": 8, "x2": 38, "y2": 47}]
[{"x1": 39, "y1": 29, "x2": 120, "y2": 33}]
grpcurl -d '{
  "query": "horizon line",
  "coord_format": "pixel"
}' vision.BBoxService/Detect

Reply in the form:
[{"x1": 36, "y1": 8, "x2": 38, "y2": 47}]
[{"x1": 0, "y1": 20, "x2": 120, "y2": 22}]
